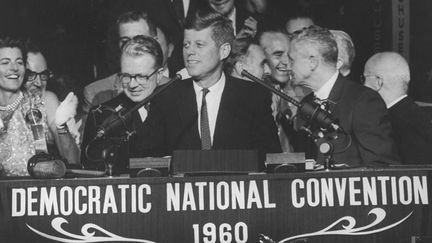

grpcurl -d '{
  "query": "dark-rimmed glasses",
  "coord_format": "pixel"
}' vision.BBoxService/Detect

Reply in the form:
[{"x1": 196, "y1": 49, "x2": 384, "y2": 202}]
[
  {"x1": 26, "y1": 69, "x2": 53, "y2": 82},
  {"x1": 119, "y1": 34, "x2": 158, "y2": 50},
  {"x1": 118, "y1": 69, "x2": 158, "y2": 86}
]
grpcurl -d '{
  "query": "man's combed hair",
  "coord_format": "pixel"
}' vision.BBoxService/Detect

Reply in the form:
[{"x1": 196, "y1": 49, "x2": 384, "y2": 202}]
[
  {"x1": 121, "y1": 35, "x2": 163, "y2": 68},
  {"x1": 0, "y1": 36, "x2": 27, "y2": 61},
  {"x1": 330, "y1": 30, "x2": 355, "y2": 74},
  {"x1": 292, "y1": 25, "x2": 338, "y2": 66},
  {"x1": 184, "y1": 9, "x2": 235, "y2": 47},
  {"x1": 116, "y1": 10, "x2": 157, "y2": 37}
]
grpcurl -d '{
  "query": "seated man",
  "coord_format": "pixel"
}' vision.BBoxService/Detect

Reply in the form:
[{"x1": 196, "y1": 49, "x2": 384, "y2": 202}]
[
  {"x1": 288, "y1": 26, "x2": 400, "y2": 166},
  {"x1": 83, "y1": 10, "x2": 174, "y2": 114},
  {"x1": 363, "y1": 52, "x2": 432, "y2": 164},
  {"x1": 156, "y1": 9, "x2": 281, "y2": 156},
  {"x1": 81, "y1": 36, "x2": 166, "y2": 172}
]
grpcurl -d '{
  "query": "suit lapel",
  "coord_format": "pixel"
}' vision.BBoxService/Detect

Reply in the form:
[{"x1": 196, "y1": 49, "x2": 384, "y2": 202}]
[
  {"x1": 175, "y1": 80, "x2": 201, "y2": 147},
  {"x1": 213, "y1": 78, "x2": 236, "y2": 148}
]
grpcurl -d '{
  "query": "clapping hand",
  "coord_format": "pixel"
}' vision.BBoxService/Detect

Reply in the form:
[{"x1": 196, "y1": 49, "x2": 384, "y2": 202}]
[{"x1": 55, "y1": 92, "x2": 78, "y2": 128}]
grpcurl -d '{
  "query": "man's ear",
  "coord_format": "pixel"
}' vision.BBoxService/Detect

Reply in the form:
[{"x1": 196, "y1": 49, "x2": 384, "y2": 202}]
[
  {"x1": 219, "y1": 43, "x2": 231, "y2": 60},
  {"x1": 336, "y1": 58, "x2": 343, "y2": 70},
  {"x1": 156, "y1": 67, "x2": 165, "y2": 84},
  {"x1": 309, "y1": 55, "x2": 319, "y2": 71}
]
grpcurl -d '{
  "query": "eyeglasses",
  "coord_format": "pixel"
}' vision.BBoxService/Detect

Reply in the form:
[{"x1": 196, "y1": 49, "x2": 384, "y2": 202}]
[
  {"x1": 118, "y1": 69, "x2": 158, "y2": 86},
  {"x1": 119, "y1": 34, "x2": 158, "y2": 50},
  {"x1": 360, "y1": 74, "x2": 381, "y2": 84},
  {"x1": 360, "y1": 74, "x2": 383, "y2": 91},
  {"x1": 26, "y1": 69, "x2": 53, "y2": 82}
]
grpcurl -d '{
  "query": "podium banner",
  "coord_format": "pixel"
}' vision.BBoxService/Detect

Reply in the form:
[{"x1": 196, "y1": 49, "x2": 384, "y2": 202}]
[{"x1": 0, "y1": 168, "x2": 431, "y2": 242}]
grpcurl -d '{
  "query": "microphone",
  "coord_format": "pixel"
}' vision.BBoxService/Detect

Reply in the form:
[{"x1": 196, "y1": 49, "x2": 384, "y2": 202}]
[
  {"x1": 240, "y1": 70, "x2": 342, "y2": 132},
  {"x1": 95, "y1": 74, "x2": 182, "y2": 138}
]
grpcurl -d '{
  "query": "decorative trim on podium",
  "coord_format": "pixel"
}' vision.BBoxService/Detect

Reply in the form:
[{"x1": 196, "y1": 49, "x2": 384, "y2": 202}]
[
  {"x1": 27, "y1": 217, "x2": 156, "y2": 243},
  {"x1": 277, "y1": 208, "x2": 413, "y2": 243}
]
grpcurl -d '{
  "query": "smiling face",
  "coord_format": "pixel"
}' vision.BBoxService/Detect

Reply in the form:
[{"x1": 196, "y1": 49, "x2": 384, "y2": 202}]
[
  {"x1": 121, "y1": 54, "x2": 159, "y2": 103},
  {"x1": 183, "y1": 27, "x2": 228, "y2": 83},
  {"x1": 0, "y1": 47, "x2": 25, "y2": 93},
  {"x1": 208, "y1": 0, "x2": 235, "y2": 16},
  {"x1": 260, "y1": 32, "x2": 291, "y2": 83},
  {"x1": 25, "y1": 52, "x2": 48, "y2": 93}
]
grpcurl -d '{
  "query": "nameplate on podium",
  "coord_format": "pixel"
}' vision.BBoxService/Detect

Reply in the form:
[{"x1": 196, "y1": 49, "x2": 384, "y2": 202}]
[{"x1": 170, "y1": 150, "x2": 263, "y2": 176}]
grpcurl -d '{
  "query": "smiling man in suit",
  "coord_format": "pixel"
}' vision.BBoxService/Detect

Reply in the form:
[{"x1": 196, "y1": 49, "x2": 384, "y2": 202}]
[
  {"x1": 156, "y1": 9, "x2": 281, "y2": 156},
  {"x1": 288, "y1": 26, "x2": 400, "y2": 166}
]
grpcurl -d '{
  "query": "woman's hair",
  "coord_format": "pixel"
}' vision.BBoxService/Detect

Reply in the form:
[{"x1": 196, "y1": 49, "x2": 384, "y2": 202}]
[{"x1": 0, "y1": 36, "x2": 27, "y2": 61}]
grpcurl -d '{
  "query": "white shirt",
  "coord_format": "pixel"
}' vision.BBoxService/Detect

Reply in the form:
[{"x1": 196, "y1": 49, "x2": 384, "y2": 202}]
[
  {"x1": 171, "y1": 0, "x2": 190, "y2": 18},
  {"x1": 193, "y1": 73, "x2": 226, "y2": 144},
  {"x1": 315, "y1": 71, "x2": 339, "y2": 100},
  {"x1": 387, "y1": 94, "x2": 408, "y2": 108}
]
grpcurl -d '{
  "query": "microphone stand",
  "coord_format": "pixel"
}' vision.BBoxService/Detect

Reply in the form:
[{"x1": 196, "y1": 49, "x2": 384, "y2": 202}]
[
  {"x1": 95, "y1": 74, "x2": 182, "y2": 138},
  {"x1": 241, "y1": 70, "x2": 349, "y2": 170},
  {"x1": 85, "y1": 74, "x2": 182, "y2": 175}
]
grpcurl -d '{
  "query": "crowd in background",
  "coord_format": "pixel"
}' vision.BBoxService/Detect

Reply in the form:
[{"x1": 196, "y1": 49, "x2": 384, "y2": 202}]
[{"x1": 1, "y1": 0, "x2": 432, "y2": 177}]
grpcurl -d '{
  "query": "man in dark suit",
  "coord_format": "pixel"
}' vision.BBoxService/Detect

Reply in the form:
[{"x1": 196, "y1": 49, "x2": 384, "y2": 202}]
[
  {"x1": 288, "y1": 26, "x2": 400, "y2": 166},
  {"x1": 156, "y1": 9, "x2": 281, "y2": 156},
  {"x1": 81, "y1": 36, "x2": 166, "y2": 172},
  {"x1": 363, "y1": 52, "x2": 432, "y2": 164}
]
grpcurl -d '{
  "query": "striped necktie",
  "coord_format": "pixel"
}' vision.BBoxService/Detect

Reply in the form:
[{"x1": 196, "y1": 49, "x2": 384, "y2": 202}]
[{"x1": 200, "y1": 88, "x2": 211, "y2": 150}]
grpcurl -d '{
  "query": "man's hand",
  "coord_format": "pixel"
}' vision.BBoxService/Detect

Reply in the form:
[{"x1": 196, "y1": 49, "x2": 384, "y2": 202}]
[
  {"x1": 55, "y1": 92, "x2": 78, "y2": 128},
  {"x1": 236, "y1": 16, "x2": 258, "y2": 39}
]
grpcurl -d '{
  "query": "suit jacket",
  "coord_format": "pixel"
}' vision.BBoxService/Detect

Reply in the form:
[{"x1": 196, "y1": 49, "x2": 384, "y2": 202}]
[
  {"x1": 299, "y1": 75, "x2": 400, "y2": 166},
  {"x1": 154, "y1": 75, "x2": 281, "y2": 155},
  {"x1": 389, "y1": 97, "x2": 432, "y2": 164},
  {"x1": 81, "y1": 93, "x2": 165, "y2": 172}
]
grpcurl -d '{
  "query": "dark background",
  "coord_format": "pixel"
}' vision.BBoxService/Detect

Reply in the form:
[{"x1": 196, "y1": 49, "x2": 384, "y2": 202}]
[{"x1": 0, "y1": 0, "x2": 431, "y2": 102}]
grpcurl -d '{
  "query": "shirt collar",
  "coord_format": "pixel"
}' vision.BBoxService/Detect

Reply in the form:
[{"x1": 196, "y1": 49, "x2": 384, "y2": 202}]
[
  {"x1": 315, "y1": 71, "x2": 339, "y2": 100},
  {"x1": 387, "y1": 94, "x2": 408, "y2": 108},
  {"x1": 193, "y1": 72, "x2": 226, "y2": 95}
]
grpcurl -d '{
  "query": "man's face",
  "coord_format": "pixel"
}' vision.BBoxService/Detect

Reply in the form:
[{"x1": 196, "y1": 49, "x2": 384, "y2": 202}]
[
  {"x1": 288, "y1": 41, "x2": 312, "y2": 87},
  {"x1": 242, "y1": 44, "x2": 270, "y2": 79},
  {"x1": 183, "y1": 27, "x2": 225, "y2": 81},
  {"x1": 260, "y1": 32, "x2": 291, "y2": 83},
  {"x1": 25, "y1": 52, "x2": 48, "y2": 94},
  {"x1": 118, "y1": 19, "x2": 152, "y2": 49},
  {"x1": 156, "y1": 28, "x2": 173, "y2": 68},
  {"x1": 0, "y1": 47, "x2": 25, "y2": 93},
  {"x1": 121, "y1": 54, "x2": 158, "y2": 102},
  {"x1": 285, "y1": 18, "x2": 314, "y2": 34},
  {"x1": 208, "y1": 0, "x2": 235, "y2": 16}
]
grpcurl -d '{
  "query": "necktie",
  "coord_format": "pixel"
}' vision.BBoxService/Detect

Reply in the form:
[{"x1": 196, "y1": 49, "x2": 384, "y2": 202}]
[
  {"x1": 200, "y1": 88, "x2": 211, "y2": 150},
  {"x1": 172, "y1": 0, "x2": 185, "y2": 27}
]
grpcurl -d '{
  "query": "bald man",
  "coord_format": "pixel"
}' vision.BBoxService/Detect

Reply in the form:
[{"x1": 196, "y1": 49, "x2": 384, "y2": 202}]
[{"x1": 363, "y1": 52, "x2": 432, "y2": 164}]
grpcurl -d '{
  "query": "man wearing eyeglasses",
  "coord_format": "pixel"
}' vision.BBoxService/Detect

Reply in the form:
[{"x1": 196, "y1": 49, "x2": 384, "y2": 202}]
[
  {"x1": 288, "y1": 26, "x2": 400, "y2": 167},
  {"x1": 81, "y1": 36, "x2": 166, "y2": 172},
  {"x1": 83, "y1": 10, "x2": 175, "y2": 116}
]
